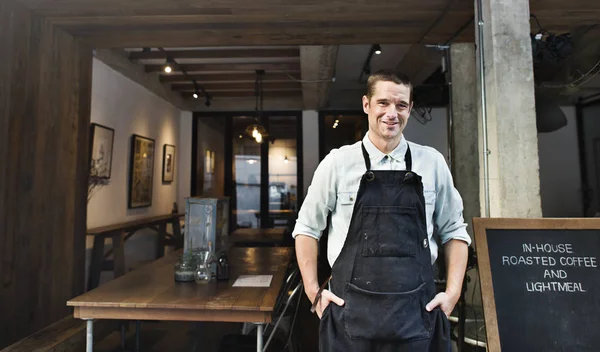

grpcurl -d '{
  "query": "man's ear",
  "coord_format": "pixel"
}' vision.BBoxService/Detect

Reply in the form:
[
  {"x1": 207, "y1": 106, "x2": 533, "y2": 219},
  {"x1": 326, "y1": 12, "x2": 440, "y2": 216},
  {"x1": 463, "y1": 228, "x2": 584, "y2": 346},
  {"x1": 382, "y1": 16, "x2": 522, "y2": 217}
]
[{"x1": 362, "y1": 95, "x2": 370, "y2": 114}]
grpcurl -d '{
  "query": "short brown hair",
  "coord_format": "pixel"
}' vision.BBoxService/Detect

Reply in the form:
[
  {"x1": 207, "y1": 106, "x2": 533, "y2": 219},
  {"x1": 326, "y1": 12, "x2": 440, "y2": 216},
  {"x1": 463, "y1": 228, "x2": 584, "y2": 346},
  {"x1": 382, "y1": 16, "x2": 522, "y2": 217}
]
[{"x1": 366, "y1": 69, "x2": 413, "y2": 102}]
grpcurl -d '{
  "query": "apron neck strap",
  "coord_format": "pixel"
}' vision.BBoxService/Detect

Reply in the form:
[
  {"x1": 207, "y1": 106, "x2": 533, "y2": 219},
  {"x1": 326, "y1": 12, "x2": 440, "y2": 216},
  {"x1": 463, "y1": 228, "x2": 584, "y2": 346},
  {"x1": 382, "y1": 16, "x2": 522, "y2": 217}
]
[{"x1": 361, "y1": 142, "x2": 412, "y2": 171}]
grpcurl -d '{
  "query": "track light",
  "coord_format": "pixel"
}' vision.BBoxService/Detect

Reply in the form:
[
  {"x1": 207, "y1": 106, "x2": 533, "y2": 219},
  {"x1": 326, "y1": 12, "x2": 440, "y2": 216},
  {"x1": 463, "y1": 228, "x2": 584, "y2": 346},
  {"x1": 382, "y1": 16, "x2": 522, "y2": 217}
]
[
  {"x1": 163, "y1": 58, "x2": 173, "y2": 73},
  {"x1": 374, "y1": 44, "x2": 382, "y2": 55},
  {"x1": 205, "y1": 97, "x2": 211, "y2": 107},
  {"x1": 193, "y1": 92, "x2": 199, "y2": 99}
]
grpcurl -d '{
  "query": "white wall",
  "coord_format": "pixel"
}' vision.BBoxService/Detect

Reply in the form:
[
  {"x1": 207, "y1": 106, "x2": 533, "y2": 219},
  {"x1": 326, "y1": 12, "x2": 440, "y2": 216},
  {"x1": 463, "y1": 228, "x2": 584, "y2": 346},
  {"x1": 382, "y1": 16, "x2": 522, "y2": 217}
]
[
  {"x1": 86, "y1": 58, "x2": 184, "y2": 286},
  {"x1": 404, "y1": 108, "x2": 450, "y2": 161},
  {"x1": 538, "y1": 106, "x2": 584, "y2": 217},
  {"x1": 178, "y1": 111, "x2": 192, "y2": 208}
]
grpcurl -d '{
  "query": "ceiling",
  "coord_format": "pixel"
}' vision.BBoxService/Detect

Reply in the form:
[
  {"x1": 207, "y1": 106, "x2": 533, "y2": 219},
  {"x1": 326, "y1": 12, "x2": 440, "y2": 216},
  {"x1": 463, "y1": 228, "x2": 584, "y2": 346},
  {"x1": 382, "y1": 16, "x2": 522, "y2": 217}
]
[{"x1": 16, "y1": 0, "x2": 600, "y2": 110}]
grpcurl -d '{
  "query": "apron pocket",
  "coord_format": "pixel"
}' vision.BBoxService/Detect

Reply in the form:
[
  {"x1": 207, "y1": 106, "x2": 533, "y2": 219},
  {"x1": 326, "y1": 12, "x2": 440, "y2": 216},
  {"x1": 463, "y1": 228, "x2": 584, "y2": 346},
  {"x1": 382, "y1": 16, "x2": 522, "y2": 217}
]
[
  {"x1": 343, "y1": 282, "x2": 430, "y2": 342},
  {"x1": 362, "y1": 206, "x2": 417, "y2": 257}
]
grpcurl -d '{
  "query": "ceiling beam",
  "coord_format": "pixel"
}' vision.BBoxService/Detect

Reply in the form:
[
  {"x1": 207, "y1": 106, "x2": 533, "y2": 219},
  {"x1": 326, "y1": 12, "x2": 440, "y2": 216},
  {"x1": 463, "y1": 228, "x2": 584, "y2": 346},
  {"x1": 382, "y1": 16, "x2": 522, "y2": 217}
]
[
  {"x1": 129, "y1": 48, "x2": 300, "y2": 60},
  {"x1": 93, "y1": 49, "x2": 186, "y2": 109},
  {"x1": 187, "y1": 96, "x2": 303, "y2": 111},
  {"x1": 182, "y1": 90, "x2": 301, "y2": 99},
  {"x1": 146, "y1": 62, "x2": 300, "y2": 73},
  {"x1": 159, "y1": 72, "x2": 300, "y2": 83},
  {"x1": 171, "y1": 81, "x2": 301, "y2": 92},
  {"x1": 395, "y1": 44, "x2": 444, "y2": 86},
  {"x1": 300, "y1": 45, "x2": 338, "y2": 110}
]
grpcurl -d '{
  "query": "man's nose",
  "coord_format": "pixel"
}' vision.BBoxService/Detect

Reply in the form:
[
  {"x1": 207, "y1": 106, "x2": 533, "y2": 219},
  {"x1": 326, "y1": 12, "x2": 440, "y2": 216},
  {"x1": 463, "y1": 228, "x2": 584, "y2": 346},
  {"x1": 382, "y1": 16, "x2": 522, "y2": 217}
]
[{"x1": 386, "y1": 105, "x2": 398, "y2": 118}]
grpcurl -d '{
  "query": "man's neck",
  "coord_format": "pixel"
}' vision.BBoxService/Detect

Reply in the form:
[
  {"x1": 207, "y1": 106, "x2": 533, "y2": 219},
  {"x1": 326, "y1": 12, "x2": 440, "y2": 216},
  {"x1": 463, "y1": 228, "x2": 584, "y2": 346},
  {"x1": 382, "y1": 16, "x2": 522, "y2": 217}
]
[{"x1": 368, "y1": 134, "x2": 402, "y2": 155}]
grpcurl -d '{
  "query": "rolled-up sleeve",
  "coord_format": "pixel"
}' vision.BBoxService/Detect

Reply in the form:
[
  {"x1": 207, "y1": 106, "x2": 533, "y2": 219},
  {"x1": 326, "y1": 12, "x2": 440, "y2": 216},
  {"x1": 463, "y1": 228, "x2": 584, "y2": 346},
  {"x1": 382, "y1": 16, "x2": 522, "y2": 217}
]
[
  {"x1": 433, "y1": 153, "x2": 472, "y2": 246},
  {"x1": 292, "y1": 152, "x2": 338, "y2": 240}
]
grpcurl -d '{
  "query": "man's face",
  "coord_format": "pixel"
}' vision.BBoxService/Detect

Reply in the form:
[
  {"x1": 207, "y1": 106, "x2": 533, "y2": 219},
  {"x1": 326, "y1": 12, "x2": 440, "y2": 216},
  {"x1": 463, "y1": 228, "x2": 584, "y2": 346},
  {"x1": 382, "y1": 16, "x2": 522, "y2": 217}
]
[{"x1": 363, "y1": 81, "x2": 413, "y2": 142}]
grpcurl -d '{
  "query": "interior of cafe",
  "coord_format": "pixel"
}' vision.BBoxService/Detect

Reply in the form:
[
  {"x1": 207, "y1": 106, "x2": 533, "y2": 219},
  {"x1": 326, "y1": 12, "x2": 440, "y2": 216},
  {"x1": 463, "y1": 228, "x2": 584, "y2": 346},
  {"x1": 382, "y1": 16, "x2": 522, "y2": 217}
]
[{"x1": 2, "y1": 0, "x2": 600, "y2": 351}]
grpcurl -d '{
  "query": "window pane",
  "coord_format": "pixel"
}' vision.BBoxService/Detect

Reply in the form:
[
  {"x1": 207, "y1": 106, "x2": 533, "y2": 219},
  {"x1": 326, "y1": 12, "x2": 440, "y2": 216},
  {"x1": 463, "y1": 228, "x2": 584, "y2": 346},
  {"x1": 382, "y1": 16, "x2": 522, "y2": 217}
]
[
  {"x1": 268, "y1": 116, "x2": 298, "y2": 228},
  {"x1": 232, "y1": 116, "x2": 261, "y2": 228},
  {"x1": 323, "y1": 113, "x2": 366, "y2": 156}
]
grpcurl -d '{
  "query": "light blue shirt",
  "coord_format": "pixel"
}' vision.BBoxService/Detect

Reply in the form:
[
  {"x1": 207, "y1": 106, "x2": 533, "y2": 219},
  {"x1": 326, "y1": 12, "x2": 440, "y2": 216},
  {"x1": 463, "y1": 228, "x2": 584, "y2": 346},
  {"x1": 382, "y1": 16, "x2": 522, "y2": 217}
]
[{"x1": 292, "y1": 132, "x2": 471, "y2": 267}]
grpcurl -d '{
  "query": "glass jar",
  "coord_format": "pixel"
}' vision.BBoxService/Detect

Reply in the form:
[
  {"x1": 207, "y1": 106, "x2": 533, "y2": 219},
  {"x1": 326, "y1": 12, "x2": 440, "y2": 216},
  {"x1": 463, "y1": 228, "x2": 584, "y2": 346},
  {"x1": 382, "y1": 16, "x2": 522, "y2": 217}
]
[
  {"x1": 174, "y1": 253, "x2": 196, "y2": 282},
  {"x1": 194, "y1": 262, "x2": 211, "y2": 284}
]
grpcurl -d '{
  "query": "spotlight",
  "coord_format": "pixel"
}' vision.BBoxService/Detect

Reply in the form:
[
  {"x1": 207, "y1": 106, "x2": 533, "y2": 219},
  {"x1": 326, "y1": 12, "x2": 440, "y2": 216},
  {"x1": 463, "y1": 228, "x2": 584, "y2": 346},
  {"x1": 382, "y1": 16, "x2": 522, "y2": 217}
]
[
  {"x1": 164, "y1": 65, "x2": 172, "y2": 73},
  {"x1": 193, "y1": 92, "x2": 199, "y2": 99},
  {"x1": 374, "y1": 44, "x2": 382, "y2": 55}
]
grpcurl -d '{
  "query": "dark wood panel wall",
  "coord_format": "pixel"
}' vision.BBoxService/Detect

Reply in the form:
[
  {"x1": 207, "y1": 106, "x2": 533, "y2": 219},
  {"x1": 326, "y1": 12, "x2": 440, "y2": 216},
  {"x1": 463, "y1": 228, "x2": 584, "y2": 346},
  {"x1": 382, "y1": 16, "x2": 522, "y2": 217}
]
[{"x1": 0, "y1": 0, "x2": 92, "y2": 348}]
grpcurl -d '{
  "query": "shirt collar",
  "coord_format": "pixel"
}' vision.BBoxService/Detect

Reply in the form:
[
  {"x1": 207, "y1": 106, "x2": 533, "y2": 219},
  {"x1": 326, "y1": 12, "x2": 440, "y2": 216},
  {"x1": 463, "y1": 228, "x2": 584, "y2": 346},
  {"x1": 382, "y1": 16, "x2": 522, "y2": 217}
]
[{"x1": 362, "y1": 132, "x2": 408, "y2": 164}]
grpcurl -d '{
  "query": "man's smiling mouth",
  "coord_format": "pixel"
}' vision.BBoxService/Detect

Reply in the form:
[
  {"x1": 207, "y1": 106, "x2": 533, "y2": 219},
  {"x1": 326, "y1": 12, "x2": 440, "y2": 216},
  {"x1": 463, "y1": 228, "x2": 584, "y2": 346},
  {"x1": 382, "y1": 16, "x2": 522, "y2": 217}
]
[{"x1": 382, "y1": 121, "x2": 398, "y2": 125}]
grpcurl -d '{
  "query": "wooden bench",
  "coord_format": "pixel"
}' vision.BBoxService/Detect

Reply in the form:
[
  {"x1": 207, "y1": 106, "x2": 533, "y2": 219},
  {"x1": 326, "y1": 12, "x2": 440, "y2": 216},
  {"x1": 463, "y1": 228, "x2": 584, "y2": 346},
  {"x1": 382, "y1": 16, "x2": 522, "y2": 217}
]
[
  {"x1": 87, "y1": 213, "x2": 183, "y2": 290},
  {"x1": 0, "y1": 316, "x2": 116, "y2": 352}
]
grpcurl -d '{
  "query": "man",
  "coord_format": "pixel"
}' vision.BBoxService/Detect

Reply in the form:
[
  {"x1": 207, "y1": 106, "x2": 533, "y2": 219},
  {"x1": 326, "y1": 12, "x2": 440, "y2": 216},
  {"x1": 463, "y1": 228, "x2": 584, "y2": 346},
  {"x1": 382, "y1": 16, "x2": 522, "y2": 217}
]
[{"x1": 293, "y1": 70, "x2": 471, "y2": 351}]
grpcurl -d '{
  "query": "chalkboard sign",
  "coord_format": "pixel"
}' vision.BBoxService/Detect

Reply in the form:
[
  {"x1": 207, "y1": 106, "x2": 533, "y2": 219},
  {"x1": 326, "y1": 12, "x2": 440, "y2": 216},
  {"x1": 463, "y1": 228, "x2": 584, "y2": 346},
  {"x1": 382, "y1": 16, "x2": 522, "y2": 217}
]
[{"x1": 473, "y1": 218, "x2": 600, "y2": 352}]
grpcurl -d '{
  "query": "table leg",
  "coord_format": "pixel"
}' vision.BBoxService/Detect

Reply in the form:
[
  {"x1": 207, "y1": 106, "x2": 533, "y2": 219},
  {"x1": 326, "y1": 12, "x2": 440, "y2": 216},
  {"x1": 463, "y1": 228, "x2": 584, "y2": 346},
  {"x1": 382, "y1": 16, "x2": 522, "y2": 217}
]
[
  {"x1": 120, "y1": 321, "x2": 127, "y2": 349},
  {"x1": 135, "y1": 320, "x2": 141, "y2": 352},
  {"x1": 86, "y1": 319, "x2": 94, "y2": 352},
  {"x1": 256, "y1": 324, "x2": 264, "y2": 352},
  {"x1": 88, "y1": 237, "x2": 105, "y2": 290},
  {"x1": 112, "y1": 230, "x2": 126, "y2": 278},
  {"x1": 156, "y1": 222, "x2": 167, "y2": 258}
]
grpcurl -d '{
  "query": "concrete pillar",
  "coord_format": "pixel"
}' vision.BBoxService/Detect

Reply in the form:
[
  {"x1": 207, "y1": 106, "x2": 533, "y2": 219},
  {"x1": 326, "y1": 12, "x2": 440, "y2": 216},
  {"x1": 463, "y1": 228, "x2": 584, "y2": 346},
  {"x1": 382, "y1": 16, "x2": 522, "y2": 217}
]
[
  {"x1": 450, "y1": 43, "x2": 480, "y2": 240},
  {"x1": 302, "y1": 110, "x2": 320, "y2": 197},
  {"x1": 300, "y1": 46, "x2": 338, "y2": 109},
  {"x1": 476, "y1": 0, "x2": 542, "y2": 217}
]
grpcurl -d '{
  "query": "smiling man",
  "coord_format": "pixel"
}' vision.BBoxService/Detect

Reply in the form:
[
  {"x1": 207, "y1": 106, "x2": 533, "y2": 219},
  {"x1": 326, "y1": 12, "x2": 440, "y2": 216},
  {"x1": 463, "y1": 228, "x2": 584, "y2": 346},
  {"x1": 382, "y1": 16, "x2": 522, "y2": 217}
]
[{"x1": 293, "y1": 70, "x2": 471, "y2": 351}]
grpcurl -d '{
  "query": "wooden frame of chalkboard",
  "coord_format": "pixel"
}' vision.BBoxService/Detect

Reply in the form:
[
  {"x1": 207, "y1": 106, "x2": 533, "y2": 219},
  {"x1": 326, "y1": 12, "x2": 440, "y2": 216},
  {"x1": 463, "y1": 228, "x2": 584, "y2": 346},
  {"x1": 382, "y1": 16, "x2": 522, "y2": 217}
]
[{"x1": 474, "y1": 217, "x2": 600, "y2": 352}]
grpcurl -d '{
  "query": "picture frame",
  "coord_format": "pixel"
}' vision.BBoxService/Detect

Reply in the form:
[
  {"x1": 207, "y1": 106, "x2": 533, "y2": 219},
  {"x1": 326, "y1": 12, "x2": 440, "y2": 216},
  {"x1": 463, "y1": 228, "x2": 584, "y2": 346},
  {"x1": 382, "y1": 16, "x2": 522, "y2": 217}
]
[
  {"x1": 128, "y1": 134, "x2": 155, "y2": 208},
  {"x1": 89, "y1": 123, "x2": 115, "y2": 179},
  {"x1": 162, "y1": 144, "x2": 176, "y2": 183}
]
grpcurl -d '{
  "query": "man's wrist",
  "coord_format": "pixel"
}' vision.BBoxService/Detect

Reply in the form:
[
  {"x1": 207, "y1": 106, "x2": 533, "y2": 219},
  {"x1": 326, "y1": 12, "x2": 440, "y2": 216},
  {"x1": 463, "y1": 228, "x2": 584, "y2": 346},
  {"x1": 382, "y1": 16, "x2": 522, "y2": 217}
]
[
  {"x1": 305, "y1": 284, "x2": 320, "y2": 303},
  {"x1": 444, "y1": 288, "x2": 461, "y2": 303}
]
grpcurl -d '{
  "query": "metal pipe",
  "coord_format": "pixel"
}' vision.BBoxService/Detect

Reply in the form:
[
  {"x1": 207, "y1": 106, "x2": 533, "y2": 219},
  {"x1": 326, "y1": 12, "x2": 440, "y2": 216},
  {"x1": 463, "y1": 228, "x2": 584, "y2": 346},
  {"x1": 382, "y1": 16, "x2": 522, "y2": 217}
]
[
  {"x1": 476, "y1": 0, "x2": 491, "y2": 218},
  {"x1": 445, "y1": 50, "x2": 454, "y2": 172},
  {"x1": 256, "y1": 324, "x2": 264, "y2": 352},
  {"x1": 86, "y1": 320, "x2": 94, "y2": 352}
]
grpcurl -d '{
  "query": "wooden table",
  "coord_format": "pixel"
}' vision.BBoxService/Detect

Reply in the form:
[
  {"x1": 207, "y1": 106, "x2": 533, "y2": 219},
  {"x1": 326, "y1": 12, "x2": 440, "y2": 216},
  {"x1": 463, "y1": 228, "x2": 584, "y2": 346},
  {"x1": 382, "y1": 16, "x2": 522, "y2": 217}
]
[
  {"x1": 68, "y1": 247, "x2": 294, "y2": 352},
  {"x1": 86, "y1": 213, "x2": 184, "y2": 290},
  {"x1": 230, "y1": 227, "x2": 288, "y2": 247},
  {"x1": 233, "y1": 209, "x2": 295, "y2": 227}
]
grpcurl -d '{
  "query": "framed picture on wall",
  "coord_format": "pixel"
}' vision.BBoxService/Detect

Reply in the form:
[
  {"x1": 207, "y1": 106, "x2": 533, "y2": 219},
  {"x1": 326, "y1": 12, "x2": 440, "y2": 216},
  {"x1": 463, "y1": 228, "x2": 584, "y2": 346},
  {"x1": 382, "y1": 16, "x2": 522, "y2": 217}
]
[
  {"x1": 162, "y1": 144, "x2": 176, "y2": 183},
  {"x1": 89, "y1": 123, "x2": 115, "y2": 178},
  {"x1": 128, "y1": 134, "x2": 155, "y2": 208}
]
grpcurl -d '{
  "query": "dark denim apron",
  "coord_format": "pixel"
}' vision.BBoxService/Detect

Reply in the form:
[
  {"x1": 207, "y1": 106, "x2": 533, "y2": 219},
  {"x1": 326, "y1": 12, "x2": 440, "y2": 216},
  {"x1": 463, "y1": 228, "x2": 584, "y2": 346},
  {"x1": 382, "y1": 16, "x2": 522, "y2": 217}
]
[{"x1": 319, "y1": 143, "x2": 451, "y2": 352}]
